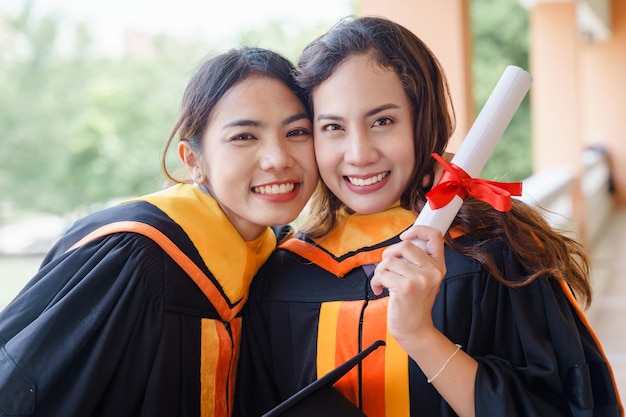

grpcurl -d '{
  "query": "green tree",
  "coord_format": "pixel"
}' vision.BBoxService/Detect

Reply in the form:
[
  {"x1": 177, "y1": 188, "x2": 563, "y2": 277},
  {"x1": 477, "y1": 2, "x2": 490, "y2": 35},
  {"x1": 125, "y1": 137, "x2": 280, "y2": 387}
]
[
  {"x1": 0, "y1": 5, "x2": 215, "y2": 217},
  {"x1": 472, "y1": 0, "x2": 531, "y2": 181}
]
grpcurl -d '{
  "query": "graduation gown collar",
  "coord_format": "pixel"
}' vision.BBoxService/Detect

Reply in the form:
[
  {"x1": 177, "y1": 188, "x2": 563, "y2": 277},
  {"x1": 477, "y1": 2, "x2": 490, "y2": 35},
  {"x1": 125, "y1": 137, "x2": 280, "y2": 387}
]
[
  {"x1": 129, "y1": 183, "x2": 276, "y2": 303},
  {"x1": 313, "y1": 202, "x2": 416, "y2": 258},
  {"x1": 279, "y1": 203, "x2": 415, "y2": 277}
]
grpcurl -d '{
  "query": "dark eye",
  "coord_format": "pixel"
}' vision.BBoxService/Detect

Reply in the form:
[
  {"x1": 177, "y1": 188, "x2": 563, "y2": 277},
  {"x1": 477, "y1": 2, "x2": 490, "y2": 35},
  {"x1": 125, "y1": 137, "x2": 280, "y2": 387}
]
[
  {"x1": 287, "y1": 127, "x2": 312, "y2": 138},
  {"x1": 322, "y1": 123, "x2": 343, "y2": 132},
  {"x1": 372, "y1": 117, "x2": 393, "y2": 127},
  {"x1": 231, "y1": 133, "x2": 256, "y2": 142}
]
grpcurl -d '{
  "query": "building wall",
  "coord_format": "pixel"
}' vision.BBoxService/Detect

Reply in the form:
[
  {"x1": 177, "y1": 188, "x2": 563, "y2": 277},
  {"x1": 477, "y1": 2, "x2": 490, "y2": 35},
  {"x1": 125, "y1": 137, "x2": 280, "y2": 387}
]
[
  {"x1": 580, "y1": 0, "x2": 626, "y2": 205},
  {"x1": 529, "y1": 3, "x2": 582, "y2": 174},
  {"x1": 531, "y1": 0, "x2": 626, "y2": 205}
]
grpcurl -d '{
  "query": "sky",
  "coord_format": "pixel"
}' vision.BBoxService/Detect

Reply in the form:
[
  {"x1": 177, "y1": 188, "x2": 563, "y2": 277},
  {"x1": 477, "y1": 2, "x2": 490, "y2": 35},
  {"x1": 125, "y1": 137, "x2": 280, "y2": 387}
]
[
  {"x1": 2, "y1": 0, "x2": 354, "y2": 41},
  {"x1": 1, "y1": 0, "x2": 354, "y2": 55}
]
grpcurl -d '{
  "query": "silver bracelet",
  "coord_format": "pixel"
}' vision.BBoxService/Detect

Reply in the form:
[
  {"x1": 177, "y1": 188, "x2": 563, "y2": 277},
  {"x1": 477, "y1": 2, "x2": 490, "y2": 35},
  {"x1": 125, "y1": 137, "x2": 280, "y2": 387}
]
[{"x1": 427, "y1": 344, "x2": 462, "y2": 383}]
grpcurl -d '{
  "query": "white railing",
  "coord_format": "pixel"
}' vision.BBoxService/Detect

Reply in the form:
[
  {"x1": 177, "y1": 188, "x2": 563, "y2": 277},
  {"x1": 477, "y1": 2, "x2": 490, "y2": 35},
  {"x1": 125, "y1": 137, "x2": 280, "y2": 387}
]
[
  {"x1": 581, "y1": 147, "x2": 614, "y2": 245},
  {"x1": 519, "y1": 146, "x2": 614, "y2": 247}
]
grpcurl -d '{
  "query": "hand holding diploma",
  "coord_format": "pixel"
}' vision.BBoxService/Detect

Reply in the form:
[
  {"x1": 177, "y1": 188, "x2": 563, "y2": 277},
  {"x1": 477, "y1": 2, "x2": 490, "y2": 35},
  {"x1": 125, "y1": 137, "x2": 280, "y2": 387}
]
[{"x1": 373, "y1": 66, "x2": 533, "y2": 409}]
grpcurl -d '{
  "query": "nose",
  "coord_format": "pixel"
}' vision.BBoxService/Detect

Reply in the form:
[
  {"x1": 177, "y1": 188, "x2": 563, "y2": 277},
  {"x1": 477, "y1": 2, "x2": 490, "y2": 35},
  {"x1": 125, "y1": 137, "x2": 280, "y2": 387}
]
[
  {"x1": 344, "y1": 130, "x2": 378, "y2": 166},
  {"x1": 259, "y1": 137, "x2": 294, "y2": 171}
]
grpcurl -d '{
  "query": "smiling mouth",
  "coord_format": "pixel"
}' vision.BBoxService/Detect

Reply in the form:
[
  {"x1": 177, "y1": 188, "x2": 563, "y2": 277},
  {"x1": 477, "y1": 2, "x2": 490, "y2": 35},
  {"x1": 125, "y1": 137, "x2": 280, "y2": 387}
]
[
  {"x1": 346, "y1": 171, "x2": 390, "y2": 187},
  {"x1": 253, "y1": 183, "x2": 297, "y2": 195}
]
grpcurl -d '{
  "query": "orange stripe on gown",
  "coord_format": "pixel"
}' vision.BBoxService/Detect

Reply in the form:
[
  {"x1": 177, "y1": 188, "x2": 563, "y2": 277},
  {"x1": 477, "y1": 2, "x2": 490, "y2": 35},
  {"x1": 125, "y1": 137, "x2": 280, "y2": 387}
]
[
  {"x1": 317, "y1": 299, "x2": 410, "y2": 416},
  {"x1": 201, "y1": 317, "x2": 242, "y2": 417}
]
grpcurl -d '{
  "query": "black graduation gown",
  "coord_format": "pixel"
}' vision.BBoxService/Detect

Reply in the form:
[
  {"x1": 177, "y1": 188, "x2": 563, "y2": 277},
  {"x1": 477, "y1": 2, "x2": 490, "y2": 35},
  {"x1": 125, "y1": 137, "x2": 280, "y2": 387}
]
[
  {"x1": 0, "y1": 184, "x2": 275, "y2": 417},
  {"x1": 235, "y1": 205, "x2": 623, "y2": 417}
]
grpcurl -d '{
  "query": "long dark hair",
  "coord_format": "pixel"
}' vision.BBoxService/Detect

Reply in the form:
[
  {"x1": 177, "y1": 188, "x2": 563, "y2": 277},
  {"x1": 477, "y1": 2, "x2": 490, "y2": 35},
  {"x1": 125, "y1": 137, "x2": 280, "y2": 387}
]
[
  {"x1": 295, "y1": 16, "x2": 454, "y2": 237},
  {"x1": 161, "y1": 47, "x2": 308, "y2": 183},
  {"x1": 295, "y1": 16, "x2": 591, "y2": 307}
]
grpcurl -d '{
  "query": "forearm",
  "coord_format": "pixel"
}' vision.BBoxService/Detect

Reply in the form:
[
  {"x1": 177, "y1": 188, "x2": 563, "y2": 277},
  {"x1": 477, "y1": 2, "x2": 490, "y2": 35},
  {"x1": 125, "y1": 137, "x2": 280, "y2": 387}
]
[{"x1": 401, "y1": 328, "x2": 477, "y2": 417}]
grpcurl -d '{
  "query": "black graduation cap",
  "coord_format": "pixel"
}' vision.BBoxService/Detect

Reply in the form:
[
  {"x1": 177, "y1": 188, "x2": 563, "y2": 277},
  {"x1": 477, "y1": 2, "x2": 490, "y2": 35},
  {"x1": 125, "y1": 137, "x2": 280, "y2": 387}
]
[{"x1": 262, "y1": 340, "x2": 386, "y2": 417}]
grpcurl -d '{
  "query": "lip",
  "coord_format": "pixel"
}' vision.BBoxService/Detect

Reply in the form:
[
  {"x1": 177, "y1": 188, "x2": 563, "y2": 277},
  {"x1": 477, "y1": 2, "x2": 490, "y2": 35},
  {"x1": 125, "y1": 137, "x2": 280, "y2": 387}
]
[
  {"x1": 252, "y1": 181, "x2": 302, "y2": 203},
  {"x1": 343, "y1": 171, "x2": 390, "y2": 194}
]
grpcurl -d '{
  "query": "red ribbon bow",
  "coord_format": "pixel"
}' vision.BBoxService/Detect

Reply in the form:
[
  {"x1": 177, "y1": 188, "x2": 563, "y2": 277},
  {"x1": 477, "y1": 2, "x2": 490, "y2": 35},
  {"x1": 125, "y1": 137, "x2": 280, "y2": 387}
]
[{"x1": 425, "y1": 153, "x2": 522, "y2": 212}]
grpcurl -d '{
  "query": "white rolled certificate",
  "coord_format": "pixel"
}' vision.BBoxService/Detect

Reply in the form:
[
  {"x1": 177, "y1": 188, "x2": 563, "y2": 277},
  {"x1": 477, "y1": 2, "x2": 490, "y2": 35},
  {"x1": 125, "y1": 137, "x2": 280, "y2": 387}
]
[{"x1": 412, "y1": 65, "x2": 532, "y2": 249}]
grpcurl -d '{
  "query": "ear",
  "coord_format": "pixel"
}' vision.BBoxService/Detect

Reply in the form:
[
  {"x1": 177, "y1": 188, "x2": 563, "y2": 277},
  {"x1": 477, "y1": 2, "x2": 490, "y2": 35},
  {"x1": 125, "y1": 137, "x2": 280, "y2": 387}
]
[{"x1": 178, "y1": 141, "x2": 205, "y2": 183}]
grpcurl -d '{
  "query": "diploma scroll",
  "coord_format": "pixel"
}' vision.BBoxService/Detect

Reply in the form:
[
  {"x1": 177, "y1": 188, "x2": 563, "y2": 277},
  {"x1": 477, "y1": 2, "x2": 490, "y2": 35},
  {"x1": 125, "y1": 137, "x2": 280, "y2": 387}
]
[{"x1": 412, "y1": 65, "x2": 532, "y2": 249}]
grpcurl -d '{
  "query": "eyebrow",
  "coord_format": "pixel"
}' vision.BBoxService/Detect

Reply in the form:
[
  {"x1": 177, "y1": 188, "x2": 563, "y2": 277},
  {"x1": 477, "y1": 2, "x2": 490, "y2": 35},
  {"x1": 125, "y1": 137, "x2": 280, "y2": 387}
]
[
  {"x1": 316, "y1": 103, "x2": 401, "y2": 122},
  {"x1": 222, "y1": 112, "x2": 310, "y2": 131},
  {"x1": 283, "y1": 112, "x2": 310, "y2": 125},
  {"x1": 222, "y1": 120, "x2": 259, "y2": 130},
  {"x1": 315, "y1": 113, "x2": 342, "y2": 122},
  {"x1": 365, "y1": 103, "x2": 400, "y2": 117}
]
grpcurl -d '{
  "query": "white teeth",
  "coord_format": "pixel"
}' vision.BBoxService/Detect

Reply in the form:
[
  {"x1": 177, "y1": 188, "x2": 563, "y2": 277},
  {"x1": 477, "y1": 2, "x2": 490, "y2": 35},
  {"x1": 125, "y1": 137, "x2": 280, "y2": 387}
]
[
  {"x1": 347, "y1": 172, "x2": 389, "y2": 186},
  {"x1": 253, "y1": 183, "x2": 296, "y2": 194}
]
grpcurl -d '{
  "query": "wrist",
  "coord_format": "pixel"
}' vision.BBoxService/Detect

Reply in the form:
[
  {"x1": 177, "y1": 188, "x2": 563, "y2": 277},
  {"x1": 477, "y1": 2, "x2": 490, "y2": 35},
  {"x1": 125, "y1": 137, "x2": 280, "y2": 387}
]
[{"x1": 394, "y1": 325, "x2": 442, "y2": 356}]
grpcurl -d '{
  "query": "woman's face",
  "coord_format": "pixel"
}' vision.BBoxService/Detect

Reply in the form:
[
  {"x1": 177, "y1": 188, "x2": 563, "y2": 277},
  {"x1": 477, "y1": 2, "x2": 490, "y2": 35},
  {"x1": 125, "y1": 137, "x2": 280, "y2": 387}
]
[
  {"x1": 312, "y1": 54, "x2": 415, "y2": 215},
  {"x1": 189, "y1": 75, "x2": 318, "y2": 240}
]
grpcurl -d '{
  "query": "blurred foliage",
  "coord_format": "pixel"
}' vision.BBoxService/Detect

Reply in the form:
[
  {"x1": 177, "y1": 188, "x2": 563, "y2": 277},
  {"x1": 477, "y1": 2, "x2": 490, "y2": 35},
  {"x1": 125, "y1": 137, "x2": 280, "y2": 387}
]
[
  {"x1": 0, "y1": 3, "x2": 207, "y2": 217},
  {"x1": 472, "y1": 0, "x2": 531, "y2": 181},
  {"x1": 0, "y1": 3, "x2": 328, "y2": 219},
  {"x1": 0, "y1": 0, "x2": 529, "y2": 219}
]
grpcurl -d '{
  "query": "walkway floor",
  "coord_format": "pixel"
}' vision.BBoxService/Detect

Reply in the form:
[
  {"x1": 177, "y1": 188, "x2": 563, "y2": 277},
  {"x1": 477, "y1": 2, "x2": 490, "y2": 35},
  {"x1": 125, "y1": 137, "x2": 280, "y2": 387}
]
[{"x1": 585, "y1": 206, "x2": 626, "y2": 401}]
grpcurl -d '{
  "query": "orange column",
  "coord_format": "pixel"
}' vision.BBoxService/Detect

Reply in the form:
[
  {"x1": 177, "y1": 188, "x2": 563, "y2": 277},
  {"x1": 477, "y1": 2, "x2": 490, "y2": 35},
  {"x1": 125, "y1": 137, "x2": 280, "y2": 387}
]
[
  {"x1": 358, "y1": 0, "x2": 474, "y2": 152},
  {"x1": 578, "y1": 0, "x2": 626, "y2": 205},
  {"x1": 527, "y1": 3, "x2": 588, "y2": 243},
  {"x1": 528, "y1": 2, "x2": 582, "y2": 172}
]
